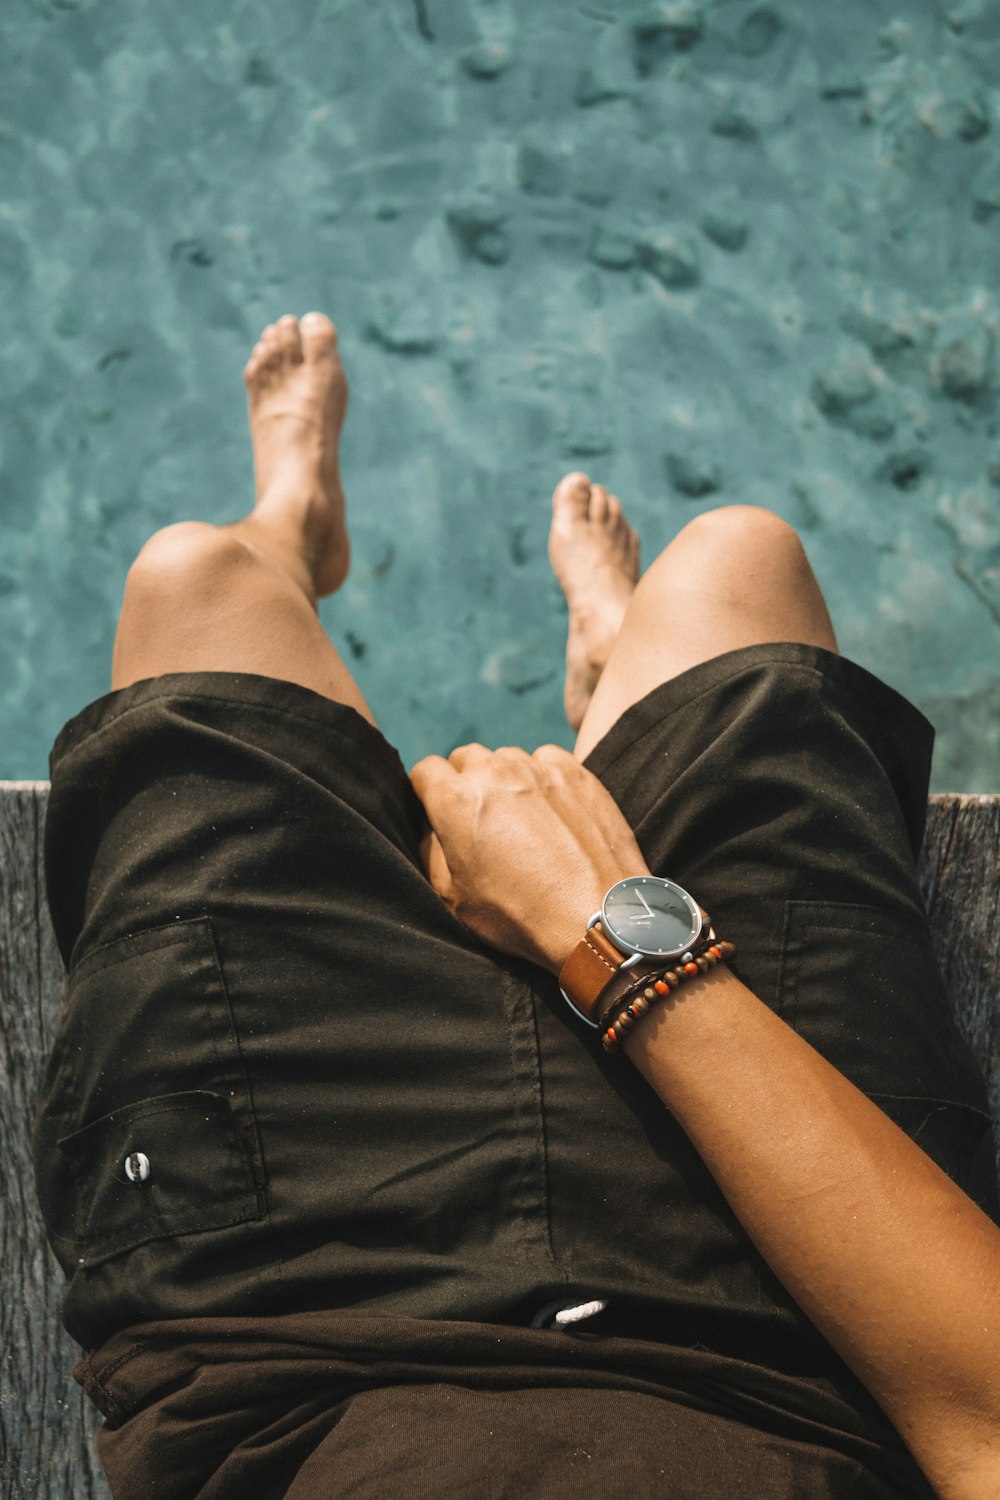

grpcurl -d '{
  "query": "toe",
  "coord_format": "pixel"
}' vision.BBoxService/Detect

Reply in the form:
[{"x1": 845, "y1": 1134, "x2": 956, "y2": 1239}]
[
  {"x1": 553, "y1": 471, "x2": 592, "y2": 519},
  {"x1": 257, "y1": 326, "x2": 282, "y2": 365},
  {"x1": 300, "y1": 311, "x2": 338, "y2": 361},
  {"x1": 275, "y1": 314, "x2": 303, "y2": 361},
  {"x1": 589, "y1": 484, "x2": 610, "y2": 523},
  {"x1": 243, "y1": 341, "x2": 267, "y2": 383}
]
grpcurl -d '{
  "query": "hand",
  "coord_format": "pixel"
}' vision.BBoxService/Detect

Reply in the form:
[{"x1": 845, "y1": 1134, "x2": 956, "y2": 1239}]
[{"x1": 409, "y1": 742, "x2": 651, "y2": 973}]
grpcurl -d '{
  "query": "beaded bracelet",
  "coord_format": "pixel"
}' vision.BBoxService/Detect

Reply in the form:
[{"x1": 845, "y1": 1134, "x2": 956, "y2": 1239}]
[
  {"x1": 595, "y1": 932, "x2": 719, "y2": 1032},
  {"x1": 600, "y1": 940, "x2": 736, "y2": 1054}
]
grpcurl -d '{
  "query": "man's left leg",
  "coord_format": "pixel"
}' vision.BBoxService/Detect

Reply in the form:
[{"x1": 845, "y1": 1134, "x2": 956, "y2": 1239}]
[
  {"x1": 110, "y1": 312, "x2": 375, "y2": 726},
  {"x1": 546, "y1": 471, "x2": 837, "y2": 761}
]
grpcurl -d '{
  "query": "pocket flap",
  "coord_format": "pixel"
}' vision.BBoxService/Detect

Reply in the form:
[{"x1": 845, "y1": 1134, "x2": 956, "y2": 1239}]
[
  {"x1": 779, "y1": 901, "x2": 992, "y2": 1113},
  {"x1": 58, "y1": 1091, "x2": 262, "y2": 1265}
]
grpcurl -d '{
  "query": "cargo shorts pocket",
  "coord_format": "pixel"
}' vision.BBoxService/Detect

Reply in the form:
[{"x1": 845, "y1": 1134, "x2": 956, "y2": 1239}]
[
  {"x1": 57, "y1": 1091, "x2": 262, "y2": 1266},
  {"x1": 34, "y1": 915, "x2": 267, "y2": 1271},
  {"x1": 777, "y1": 901, "x2": 990, "y2": 1105},
  {"x1": 776, "y1": 900, "x2": 996, "y2": 1205}
]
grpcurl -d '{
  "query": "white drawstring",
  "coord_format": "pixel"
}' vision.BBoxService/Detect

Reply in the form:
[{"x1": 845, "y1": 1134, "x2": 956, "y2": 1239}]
[
  {"x1": 553, "y1": 1298, "x2": 607, "y2": 1327},
  {"x1": 530, "y1": 1297, "x2": 608, "y2": 1330}
]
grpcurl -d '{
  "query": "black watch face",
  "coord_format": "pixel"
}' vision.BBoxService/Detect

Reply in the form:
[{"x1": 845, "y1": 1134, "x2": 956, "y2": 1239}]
[{"x1": 603, "y1": 877, "x2": 700, "y2": 958}]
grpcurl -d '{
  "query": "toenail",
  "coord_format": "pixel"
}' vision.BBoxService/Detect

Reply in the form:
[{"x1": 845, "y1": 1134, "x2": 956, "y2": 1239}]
[{"x1": 302, "y1": 311, "x2": 334, "y2": 334}]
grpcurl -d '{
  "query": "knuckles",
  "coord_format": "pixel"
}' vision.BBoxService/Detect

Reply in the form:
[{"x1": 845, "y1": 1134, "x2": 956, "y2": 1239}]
[{"x1": 532, "y1": 743, "x2": 571, "y2": 761}]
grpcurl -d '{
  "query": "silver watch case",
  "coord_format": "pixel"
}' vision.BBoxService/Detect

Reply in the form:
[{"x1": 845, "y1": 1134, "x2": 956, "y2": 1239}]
[
  {"x1": 560, "y1": 876, "x2": 711, "y2": 1030},
  {"x1": 600, "y1": 875, "x2": 704, "y2": 959}
]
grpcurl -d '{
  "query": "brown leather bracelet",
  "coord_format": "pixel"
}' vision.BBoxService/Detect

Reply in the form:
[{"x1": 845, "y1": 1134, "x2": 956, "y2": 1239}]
[
  {"x1": 600, "y1": 939, "x2": 736, "y2": 1054},
  {"x1": 594, "y1": 959, "x2": 667, "y2": 1031},
  {"x1": 594, "y1": 933, "x2": 718, "y2": 1031}
]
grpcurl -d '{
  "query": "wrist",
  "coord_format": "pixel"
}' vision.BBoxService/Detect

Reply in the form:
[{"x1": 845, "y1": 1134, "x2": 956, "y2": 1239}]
[{"x1": 544, "y1": 866, "x2": 654, "y2": 976}]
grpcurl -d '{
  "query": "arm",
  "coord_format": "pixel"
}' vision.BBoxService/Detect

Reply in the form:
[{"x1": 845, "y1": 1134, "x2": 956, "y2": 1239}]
[
  {"x1": 622, "y1": 963, "x2": 1000, "y2": 1500},
  {"x1": 410, "y1": 743, "x2": 1000, "y2": 1500}
]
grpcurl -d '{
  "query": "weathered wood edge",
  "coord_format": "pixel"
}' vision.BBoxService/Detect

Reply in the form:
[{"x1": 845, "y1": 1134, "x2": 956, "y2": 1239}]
[
  {"x1": 0, "y1": 783, "x2": 109, "y2": 1499},
  {"x1": 918, "y1": 796, "x2": 1000, "y2": 1126}
]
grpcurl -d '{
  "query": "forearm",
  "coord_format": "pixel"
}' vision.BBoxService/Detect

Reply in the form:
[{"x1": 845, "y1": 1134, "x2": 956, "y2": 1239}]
[{"x1": 621, "y1": 964, "x2": 1000, "y2": 1500}]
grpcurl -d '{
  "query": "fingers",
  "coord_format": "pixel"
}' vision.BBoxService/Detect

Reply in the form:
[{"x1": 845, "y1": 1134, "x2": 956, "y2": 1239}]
[
  {"x1": 413, "y1": 742, "x2": 580, "y2": 818},
  {"x1": 409, "y1": 753, "x2": 451, "y2": 807},
  {"x1": 451, "y1": 743, "x2": 539, "y2": 768},
  {"x1": 447, "y1": 742, "x2": 494, "y2": 769},
  {"x1": 410, "y1": 745, "x2": 499, "y2": 815},
  {"x1": 532, "y1": 743, "x2": 575, "y2": 764},
  {"x1": 419, "y1": 827, "x2": 456, "y2": 905},
  {"x1": 409, "y1": 761, "x2": 458, "y2": 895},
  {"x1": 413, "y1": 742, "x2": 537, "y2": 789}
]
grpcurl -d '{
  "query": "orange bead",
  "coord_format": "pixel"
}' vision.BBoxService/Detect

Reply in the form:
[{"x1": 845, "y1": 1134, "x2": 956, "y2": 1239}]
[
  {"x1": 653, "y1": 979, "x2": 669, "y2": 996},
  {"x1": 684, "y1": 961, "x2": 699, "y2": 975}
]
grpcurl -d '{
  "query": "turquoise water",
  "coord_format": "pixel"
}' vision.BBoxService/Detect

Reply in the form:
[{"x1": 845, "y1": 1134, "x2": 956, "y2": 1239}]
[{"x1": 2, "y1": 0, "x2": 998, "y2": 787}]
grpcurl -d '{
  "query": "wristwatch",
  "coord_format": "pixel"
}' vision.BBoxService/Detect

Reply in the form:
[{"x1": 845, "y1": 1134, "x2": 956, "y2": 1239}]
[{"x1": 558, "y1": 875, "x2": 714, "y2": 1028}]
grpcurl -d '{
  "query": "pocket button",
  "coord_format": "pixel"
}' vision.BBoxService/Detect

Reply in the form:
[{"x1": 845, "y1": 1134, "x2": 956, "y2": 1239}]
[{"x1": 124, "y1": 1151, "x2": 150, "y2": 1185}]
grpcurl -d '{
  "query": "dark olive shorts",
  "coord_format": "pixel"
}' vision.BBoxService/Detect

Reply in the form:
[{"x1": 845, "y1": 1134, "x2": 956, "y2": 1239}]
[{"x1": 34, "y1": 644, "x2": 997, "y2": 1391}]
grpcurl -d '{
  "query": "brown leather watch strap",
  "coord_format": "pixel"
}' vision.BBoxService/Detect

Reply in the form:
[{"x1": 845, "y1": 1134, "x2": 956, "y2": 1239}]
[{"x1": 557, "y1": 923, "x2": 629, "y2": 1024}]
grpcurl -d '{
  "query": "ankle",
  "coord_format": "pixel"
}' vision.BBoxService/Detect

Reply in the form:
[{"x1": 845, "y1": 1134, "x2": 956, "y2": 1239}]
[{"x1": 569, "y1": 597, "x2": 627, "y2": 673}]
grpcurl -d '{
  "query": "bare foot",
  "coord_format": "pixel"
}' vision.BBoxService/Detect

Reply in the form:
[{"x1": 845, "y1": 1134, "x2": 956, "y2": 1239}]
[
  {"x1": 548, "y1": 471, "x2": 640, "y2": 731},
  {"x1": 240, "y1": 311, "x2": 350, "y2": 598}
]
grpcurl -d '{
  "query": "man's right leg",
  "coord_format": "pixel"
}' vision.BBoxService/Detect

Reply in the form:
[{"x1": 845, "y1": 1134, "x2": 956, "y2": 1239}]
[
  {"x1": 111, "y1": 312, "x2": 376, "y2": 728},
  {"x1": 547, "y1": 473, "x2": 838, "y2": 762}
]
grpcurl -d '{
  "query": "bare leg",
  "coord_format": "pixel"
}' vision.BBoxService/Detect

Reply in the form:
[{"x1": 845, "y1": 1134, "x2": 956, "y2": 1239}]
[
  {"x1": 111, "y1": 312, "x2": 376, "y2": 726},
  {"x1": 547, "y1": 473, "x2": 838, "y2": 763}
]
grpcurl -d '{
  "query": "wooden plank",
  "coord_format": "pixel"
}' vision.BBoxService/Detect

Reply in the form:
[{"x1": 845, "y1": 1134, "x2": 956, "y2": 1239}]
[
  {"x1": 0, "y1": 783, "x2": 109, "y2": 1500},
  {"x1": 919, "y1": 793, "x2": 1000, "y2": 1165}
]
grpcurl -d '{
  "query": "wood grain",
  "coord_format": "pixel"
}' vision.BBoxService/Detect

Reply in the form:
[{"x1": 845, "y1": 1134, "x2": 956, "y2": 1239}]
[
  {"x1": 919, "y1": 794, "x2": 1000, "y2": 1145},
  {"x1": 0, "y1": 784, "x2": 109, "y2": 1500},
  {"x1": 0, "y1": 783, "x2": 997, "y2": 1496}
]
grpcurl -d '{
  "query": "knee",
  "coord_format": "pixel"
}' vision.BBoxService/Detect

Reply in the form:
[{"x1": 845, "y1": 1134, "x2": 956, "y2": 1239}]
[
  {"x1": 126, "y1": 523, "x2": 250, "y2": 598},
  {"x1": 635, "y1": 504, "x2": 816, "y2": 610},
  {"x1": 673, "y1": 505, "x2": 806, "y2": 565}
]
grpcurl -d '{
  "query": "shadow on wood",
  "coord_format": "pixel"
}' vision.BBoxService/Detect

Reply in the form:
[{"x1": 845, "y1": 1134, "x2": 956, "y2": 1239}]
[{"x1": 1, "y1": 783, "x2": 998, "y2": 1498}]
